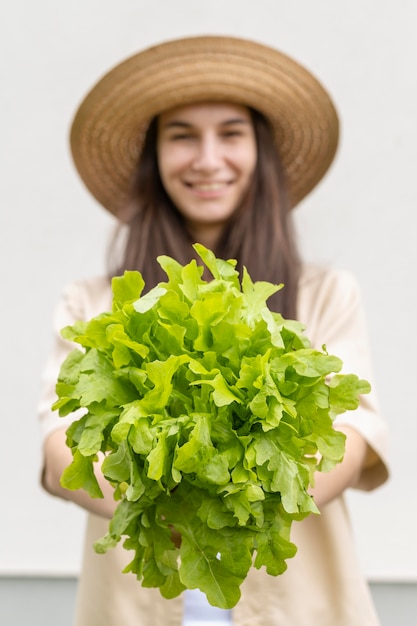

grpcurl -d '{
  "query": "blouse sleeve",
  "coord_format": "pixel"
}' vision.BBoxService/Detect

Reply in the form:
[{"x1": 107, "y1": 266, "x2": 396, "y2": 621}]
[
  {"x1": 37, "y1": 277, "x2": 112, "y2": 442},
  {"x1": 297, "y1": 265, "x2": 389, "y2": 492}
]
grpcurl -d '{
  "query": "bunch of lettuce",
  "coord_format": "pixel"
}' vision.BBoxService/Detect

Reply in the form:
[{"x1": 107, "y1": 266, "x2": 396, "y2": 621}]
[{"x1": 53, "y1": 245, "x2": 370, "y2": 609}]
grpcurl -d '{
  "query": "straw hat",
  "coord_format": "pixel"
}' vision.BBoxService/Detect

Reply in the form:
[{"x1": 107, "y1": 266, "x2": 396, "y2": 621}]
[{"x1": 70, "y1": 35, "x2": 339, "y2": 216}]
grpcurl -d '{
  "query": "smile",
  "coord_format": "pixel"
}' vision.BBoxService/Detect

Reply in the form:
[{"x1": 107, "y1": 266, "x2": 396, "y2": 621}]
[{"x1": 186, "y1": 182, "x2": 230, "y2": 191}]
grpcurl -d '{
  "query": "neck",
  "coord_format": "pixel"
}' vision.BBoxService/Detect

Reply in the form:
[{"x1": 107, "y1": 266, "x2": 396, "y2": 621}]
[{"x1": 186, "y1": 221, "x2": 226, "y2": 251}]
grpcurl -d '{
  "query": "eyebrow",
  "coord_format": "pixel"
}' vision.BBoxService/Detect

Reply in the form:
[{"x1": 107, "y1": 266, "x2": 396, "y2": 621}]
[{"x1": 161, "y1": 117, "x2": 251, "y2": 129}]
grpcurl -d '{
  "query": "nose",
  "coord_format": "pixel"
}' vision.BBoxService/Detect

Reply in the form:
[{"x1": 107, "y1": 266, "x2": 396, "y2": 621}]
[{"x1": 191, "y1": 134, "x2": 222, "y2": 172}]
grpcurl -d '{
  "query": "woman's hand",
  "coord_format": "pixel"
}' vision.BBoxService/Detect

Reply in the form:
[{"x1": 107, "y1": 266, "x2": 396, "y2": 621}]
[
  {"x1": 310, "y1": 425, "x2": 378, "y2": 509},
  {"x1": 42, "y1": 426, "x2": 117, "y2": 519}
]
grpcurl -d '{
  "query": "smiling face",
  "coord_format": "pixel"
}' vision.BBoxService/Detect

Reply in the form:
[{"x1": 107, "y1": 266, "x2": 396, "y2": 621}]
[{"x1": 156, "y1": 102, "x2": 257, "y2": 248}]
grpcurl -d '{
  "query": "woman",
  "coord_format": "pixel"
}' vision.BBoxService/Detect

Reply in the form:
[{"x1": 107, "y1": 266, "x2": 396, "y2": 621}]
[{"x1": 38, "y1": 36, "x2": 389, "y2": 625}]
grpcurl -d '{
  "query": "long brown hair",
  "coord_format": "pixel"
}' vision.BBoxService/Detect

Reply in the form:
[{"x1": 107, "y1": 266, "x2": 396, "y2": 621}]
[{"x1": 109, "y1": 108, "x2": 301, "y2": 318}]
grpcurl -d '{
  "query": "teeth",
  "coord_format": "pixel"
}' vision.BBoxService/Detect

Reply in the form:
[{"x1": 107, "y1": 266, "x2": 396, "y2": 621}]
[{"x1": 191, "y1": 182, "x2": 226, "y2": 191}]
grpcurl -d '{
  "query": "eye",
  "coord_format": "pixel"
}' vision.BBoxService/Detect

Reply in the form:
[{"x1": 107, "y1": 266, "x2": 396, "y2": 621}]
[
  {"x1": 222, "y1": 130, "x2": 242, "y2": 137},
  {"x1": 169, "y1": 132, "x2": 196, "y2": 141},
  {"x1": 220, "y1": 125, "x2": 250, "y2": 139}
]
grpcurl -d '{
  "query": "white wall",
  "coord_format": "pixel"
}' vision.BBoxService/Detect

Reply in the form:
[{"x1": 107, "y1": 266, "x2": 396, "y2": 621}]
[{"x1": 1, "y1": 0, "x2": 415, "y2": 581}]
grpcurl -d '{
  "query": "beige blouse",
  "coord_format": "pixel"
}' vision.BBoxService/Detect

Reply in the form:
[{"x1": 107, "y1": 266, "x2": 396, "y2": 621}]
[{"x1": 38, "y1": 264, "x2": 389, "y2": 626}]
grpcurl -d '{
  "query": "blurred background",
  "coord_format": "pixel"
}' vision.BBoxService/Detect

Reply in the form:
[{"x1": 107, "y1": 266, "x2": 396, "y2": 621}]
[{"x1": 1, "y1": 1, "x2": 416, "y2": 624}]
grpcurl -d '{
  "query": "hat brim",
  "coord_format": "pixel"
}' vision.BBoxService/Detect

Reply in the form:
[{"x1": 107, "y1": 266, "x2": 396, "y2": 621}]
[{"x1": 70, "y1": 36, "x2": 339, "y2": 216}]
